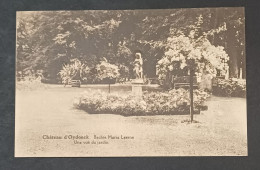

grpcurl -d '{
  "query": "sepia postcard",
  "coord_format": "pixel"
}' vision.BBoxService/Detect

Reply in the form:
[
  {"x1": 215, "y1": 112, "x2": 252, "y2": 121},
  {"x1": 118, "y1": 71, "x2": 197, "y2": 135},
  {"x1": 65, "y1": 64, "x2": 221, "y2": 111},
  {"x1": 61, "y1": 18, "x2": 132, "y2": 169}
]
[{"x1": 15, "y1": 7, "x2": 247, "y2": 157}]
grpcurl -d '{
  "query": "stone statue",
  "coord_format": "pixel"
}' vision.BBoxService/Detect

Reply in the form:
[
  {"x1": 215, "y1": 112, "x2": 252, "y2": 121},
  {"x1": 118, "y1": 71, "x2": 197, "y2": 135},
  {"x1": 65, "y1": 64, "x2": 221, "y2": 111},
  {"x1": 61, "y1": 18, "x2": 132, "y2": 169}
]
[{"x1": 133, "y1": 52, "x2": 143, "y2": 79}]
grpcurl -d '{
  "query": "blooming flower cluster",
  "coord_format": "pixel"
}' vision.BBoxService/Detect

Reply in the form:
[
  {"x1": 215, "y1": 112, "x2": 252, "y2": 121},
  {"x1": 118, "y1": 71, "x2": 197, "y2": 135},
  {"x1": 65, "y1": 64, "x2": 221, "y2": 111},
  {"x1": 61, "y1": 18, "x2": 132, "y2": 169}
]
[
  {"x1": 58, "y1": 59, "x2": 89, "y2": 84},
  {"x1": 96, "y1": 60, "x2": 120, "y2": 80},
  {"x1": 74, "y1": 88, "x2": 210, "y2": 116},
  {"x1": 157, "y1": 34, "x2": 229, "y2": 80},
  {"x1": 156, "y1": 16, "x2": 229, "y2": 81}
]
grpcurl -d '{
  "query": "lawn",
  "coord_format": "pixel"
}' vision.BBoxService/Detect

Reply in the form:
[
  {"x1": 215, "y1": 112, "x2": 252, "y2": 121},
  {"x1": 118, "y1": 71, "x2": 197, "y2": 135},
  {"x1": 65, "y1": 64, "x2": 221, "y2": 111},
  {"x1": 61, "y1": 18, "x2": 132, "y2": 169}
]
[{"x1": 15, "y1": 84, "x2": 247, "y2": 156}]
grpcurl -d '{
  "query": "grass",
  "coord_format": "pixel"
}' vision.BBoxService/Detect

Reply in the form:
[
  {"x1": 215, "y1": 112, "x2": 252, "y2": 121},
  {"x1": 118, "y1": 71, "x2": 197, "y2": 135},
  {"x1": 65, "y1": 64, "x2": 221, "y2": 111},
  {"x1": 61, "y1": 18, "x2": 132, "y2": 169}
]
[{"x1": 15, "y1": 83, "x2": 247, "y2": 156}]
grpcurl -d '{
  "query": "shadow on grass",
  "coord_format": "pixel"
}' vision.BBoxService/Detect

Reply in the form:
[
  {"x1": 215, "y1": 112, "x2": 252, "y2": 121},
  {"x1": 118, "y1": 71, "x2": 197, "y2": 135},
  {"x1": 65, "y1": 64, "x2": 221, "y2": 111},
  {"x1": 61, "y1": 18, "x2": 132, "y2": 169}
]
[{"x1": 76, "y1": 107, "x2": 201, "y2": 117}]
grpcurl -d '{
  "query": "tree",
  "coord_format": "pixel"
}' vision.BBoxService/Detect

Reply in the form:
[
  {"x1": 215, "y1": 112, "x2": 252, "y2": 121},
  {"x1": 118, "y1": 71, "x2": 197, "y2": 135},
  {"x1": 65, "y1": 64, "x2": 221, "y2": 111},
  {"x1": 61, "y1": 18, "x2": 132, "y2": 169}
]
[
  {"x1": 153, "y1": 15, "x2": 230, "y2": 122},
  {"x1": 96, "y1": 58, "x2": 120, "y2": 93},
  {"x1": 196, "y1": 8, "x2": 245, "y2": 78},
  {"x1": 16, "y1": 8, "x2": 244, "y2": 82},
  {"x1": 156, "y1": 15, "x2": 229, "y2": 88},
  {"x1": 17, "y1": 11, "x2": 123, "y2": 82}
]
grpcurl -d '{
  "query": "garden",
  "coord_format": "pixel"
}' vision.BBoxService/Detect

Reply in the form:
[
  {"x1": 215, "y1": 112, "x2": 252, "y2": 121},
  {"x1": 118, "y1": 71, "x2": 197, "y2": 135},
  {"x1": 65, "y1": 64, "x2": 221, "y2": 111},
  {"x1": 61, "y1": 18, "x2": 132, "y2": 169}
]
[
  {"x1": 16, "y1": 9, "x2": 246, "y2": 116},
  {"x1": 15, "y1": 9, "x2": 247, "y2": 157}
]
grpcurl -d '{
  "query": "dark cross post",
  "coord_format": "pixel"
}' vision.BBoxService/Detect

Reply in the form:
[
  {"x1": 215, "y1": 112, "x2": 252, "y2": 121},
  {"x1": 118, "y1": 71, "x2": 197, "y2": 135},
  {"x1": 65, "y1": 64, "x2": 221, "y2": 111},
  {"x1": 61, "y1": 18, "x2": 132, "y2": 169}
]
[
  {"x1": 189, "y1": 59, "x2": 195, "y2": 123},
  {"x1": 108, "y1": 78, "x2": 111, "y2": 93}
]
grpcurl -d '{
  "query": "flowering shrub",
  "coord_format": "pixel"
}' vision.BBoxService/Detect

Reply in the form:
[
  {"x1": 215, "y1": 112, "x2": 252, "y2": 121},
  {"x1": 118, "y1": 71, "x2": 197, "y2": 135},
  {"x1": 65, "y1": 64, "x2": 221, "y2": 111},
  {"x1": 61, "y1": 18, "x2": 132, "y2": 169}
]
[
  {"x1": 213, "y1": 78, "x2": 246, "y2": 97},
  {"x1": 156, "y1": 15, "x2": 229, "y2": 83},
  {"x1": 58, "y1": 58, "x2": 120, "y2": 84},
  {"x1": 74, "y1": 88, "x2": 210, "y2": 116},
  {"x1": 58, "y1": 59, "x2": 89, "y2": 84},
  {"x1": 96, "y1": 59, "x2": 120, "y2": 81}
]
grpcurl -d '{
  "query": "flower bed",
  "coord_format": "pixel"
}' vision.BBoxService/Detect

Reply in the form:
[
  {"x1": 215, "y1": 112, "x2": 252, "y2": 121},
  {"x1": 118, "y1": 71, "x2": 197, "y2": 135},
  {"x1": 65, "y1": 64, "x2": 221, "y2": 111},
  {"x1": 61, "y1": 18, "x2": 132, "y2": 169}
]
[
  {"x1": 74, "y1": 88, "x2": 210, "y2": 116},
  {"x1": 213, "y1": 78, "x2": 246, "y2": 98}
]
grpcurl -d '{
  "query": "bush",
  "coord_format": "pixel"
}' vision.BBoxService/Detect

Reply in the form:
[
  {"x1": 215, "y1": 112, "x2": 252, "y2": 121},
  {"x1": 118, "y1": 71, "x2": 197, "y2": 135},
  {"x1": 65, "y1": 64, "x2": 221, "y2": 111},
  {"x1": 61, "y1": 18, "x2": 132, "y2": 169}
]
[
  {"x1": 213, "y1": 78, "x2": 246, "y2": 97},
  {"x1": 58, "y1": 59, "x2": 89, "y2": 85},
  {"x1": 74, "y1": 88, "x2": 210, "y2": 116},
  {"x1": 17, "y1": 78, "x2": 49, "y2": 90},
  {"x1": 95, "y1": 60, "x2": 120, "y2": 82}
]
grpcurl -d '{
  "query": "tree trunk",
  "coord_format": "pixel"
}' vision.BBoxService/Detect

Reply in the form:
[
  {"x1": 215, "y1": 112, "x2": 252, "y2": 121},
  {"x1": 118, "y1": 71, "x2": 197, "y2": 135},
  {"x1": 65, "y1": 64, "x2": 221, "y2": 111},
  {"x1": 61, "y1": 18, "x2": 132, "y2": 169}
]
[
  {"x1": 164, "y1": 71, "x2": 172, "y2": 89},
  {"x1": 210, "y1": 8, "x2": 219, "y2": 44},
  {"x1": 241, "y1": 26, "x2": 246, "y2": 79},
  {"x1": 242, "y1": 51, "x2": 246, "y2": 79},
  {"x1": 226, "y1": 25, "x2": 239, "y2": 78}
]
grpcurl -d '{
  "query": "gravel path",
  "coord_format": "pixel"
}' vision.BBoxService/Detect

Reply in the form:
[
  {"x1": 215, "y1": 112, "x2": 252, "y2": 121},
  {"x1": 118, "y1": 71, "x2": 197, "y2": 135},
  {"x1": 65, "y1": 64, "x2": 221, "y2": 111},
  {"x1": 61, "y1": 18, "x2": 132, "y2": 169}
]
[{"x1": 15, "y1": 85, "x2": 247, "y2": 157}]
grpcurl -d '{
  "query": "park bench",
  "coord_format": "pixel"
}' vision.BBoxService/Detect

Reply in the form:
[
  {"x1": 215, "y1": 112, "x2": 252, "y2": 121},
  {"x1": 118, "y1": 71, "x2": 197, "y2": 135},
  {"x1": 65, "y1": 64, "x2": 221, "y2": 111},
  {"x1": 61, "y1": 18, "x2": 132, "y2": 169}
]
[
  {"x1": 172, "y1": 76, "x2": 198, "y2": 89},
  {"x1": 70, "y1": 80, "x2": 81, "y2": 87}
]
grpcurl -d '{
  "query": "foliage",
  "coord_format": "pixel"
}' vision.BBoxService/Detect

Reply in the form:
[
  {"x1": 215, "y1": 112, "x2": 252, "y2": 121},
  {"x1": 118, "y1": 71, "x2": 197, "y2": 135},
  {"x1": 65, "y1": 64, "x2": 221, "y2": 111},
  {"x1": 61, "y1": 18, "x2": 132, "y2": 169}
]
[
  {"x1": 213, "y1": 78, "x2": 246, "y2": 97},
  {"x1": 156, "y1": 15, "x2": 229, "y2": 82},
  {"x1": 16, "y1": 8, "x2": 245, "y2": 83},
  {"x1": 117, "y1": 65, "x2": 130, "y2": 83},
  {"x1": 73, "y1": 88, "x2": 209, "y2": 116},
  {"x1": 95, "y1": 59, "x2": 120, "y2": 82},
  {"x1": 58, "y1": 59, "x2": 89, "y2": 84},
  {"x1": 16, "y1": 77, "x2": 49, "y2": 91},
  {"x1": 118, "y1": 65, "x2": 130, "y2": 78}
]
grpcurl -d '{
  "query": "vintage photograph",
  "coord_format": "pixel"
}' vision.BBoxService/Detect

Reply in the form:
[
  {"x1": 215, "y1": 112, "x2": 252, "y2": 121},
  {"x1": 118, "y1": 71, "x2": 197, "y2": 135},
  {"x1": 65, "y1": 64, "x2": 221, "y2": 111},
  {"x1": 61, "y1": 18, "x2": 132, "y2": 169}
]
[{"x1": 15, "y1": 7, "x2": 247, "y2": 157}]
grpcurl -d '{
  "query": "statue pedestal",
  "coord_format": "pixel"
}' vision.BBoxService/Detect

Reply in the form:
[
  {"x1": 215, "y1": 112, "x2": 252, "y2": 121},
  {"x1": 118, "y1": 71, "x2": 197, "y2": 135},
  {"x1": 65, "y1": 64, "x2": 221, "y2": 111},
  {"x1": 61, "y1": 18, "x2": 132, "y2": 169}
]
[{"x1": 131, "y1": 79, "x2": 144, "y2": 96}]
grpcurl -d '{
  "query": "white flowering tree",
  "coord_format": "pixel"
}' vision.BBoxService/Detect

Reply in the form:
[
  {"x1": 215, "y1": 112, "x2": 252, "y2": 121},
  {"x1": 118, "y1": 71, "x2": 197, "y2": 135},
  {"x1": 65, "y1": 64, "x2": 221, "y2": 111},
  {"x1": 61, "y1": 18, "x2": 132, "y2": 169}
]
[
  {"x1": 155, "y1": 15, "x2": 229, "y2": 122},
  {"x1": 96, "y1": 58, "x2": 120, "y2": 93},
  {"x1": 156, "y1": 15, "x2": 229, "y2": 86}
]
